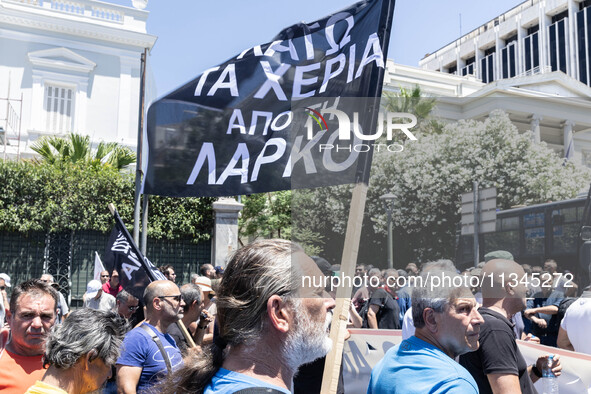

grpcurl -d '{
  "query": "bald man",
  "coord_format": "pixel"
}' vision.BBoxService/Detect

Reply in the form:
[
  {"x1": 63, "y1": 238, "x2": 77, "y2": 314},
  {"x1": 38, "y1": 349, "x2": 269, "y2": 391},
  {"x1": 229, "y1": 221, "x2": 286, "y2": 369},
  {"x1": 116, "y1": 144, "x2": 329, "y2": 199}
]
[
  {"x1": 116, "y1": 281, "x2": 185, "y2": 394},
  {"x1": 459, "y1": 259, "x2": 562, "y2": 394}
]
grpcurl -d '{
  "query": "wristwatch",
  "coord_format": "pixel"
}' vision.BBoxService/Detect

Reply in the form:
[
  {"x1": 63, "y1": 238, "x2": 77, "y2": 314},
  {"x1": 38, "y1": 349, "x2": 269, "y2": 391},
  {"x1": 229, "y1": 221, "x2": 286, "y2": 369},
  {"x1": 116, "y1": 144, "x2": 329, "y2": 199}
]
[{"x1": 531, "y1": 364, "x2": 542, "y2": 378}]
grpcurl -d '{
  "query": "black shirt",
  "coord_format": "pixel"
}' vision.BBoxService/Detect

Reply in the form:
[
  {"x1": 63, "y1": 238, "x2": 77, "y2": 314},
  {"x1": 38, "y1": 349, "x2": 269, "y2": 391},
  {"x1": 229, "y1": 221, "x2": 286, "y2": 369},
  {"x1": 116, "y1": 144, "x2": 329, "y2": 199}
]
[
  {"x1": 366, "y1": 288, "x2": 400, "y2": 329},
  {"x1": 528, "y1": 290, "x2": 564, "y2": 337},
  {"x1": 166, "y1": 321, "x2": 188, "y2": 355},
  {"x1": 293, "y1": 356, "x2": 344, "y2": 394},
  {"x1": 459, "y1": 307, "x2": 537, "y2": 394}
]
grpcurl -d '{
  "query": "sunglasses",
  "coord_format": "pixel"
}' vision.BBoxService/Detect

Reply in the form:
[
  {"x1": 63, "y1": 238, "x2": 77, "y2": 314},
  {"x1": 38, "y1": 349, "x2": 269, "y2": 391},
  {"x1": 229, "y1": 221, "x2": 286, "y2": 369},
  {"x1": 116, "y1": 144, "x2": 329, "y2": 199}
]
[
  {"x1": 158, "y1": 295, "x2": 182, "y2": 302},
  {"x1": 101, "y1": 275, "x2": 110, "y2": 278},
  {"x1": 128, "y1": 305, "x2": 139, "y2": 311}
]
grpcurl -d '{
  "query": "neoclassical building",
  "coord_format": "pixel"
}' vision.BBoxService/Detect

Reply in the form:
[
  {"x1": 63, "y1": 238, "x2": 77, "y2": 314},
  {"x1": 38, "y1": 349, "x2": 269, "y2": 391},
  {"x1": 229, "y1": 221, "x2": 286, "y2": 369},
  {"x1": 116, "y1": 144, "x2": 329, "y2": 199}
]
[
  {"x1": 387, "y1": 0, "x2": 591, "y2": 166},
  {"x1": 0, "y1": 0, "x2": 156, "y2": 159}
]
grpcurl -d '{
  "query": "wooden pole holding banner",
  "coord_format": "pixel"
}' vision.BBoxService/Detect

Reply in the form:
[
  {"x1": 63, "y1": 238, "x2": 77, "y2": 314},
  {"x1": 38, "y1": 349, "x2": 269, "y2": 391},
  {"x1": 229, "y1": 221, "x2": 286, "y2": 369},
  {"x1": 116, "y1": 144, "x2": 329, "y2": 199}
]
[
  {"x1": 321, "y1": 0, "x2": 395, "y2": 390},
  {"x1": 108, "y1": 203, "x2": 196, "y2": 348},
  {"x1": 320, "y1": 183, "x2": 368, "y2": 393},
  {"x1": 177, "y1": 318, "x2": 197, "y2": 348}
]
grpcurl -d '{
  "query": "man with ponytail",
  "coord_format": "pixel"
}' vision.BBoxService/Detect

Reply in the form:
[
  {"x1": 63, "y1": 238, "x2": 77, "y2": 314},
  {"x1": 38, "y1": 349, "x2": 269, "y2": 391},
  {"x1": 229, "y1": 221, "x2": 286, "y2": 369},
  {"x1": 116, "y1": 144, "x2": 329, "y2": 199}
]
[{"x1": 161, "y1": 239, "x2": 336, "y2": 394}]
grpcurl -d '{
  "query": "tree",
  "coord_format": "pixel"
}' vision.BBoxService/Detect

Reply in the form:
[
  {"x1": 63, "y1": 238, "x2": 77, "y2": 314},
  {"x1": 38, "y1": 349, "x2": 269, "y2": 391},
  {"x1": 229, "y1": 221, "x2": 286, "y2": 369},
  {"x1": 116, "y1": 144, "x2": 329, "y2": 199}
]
[
  {"x1": 239, "y1": 191, "x2": 292, "y2": 242},
  {"x1": 367, "y1": 110, "x2": 591, "y2": 262},
  {"x1": 382, "y1": 86, "x2": 441, "y2": 134},
  {"x1": 237, "y1": 190, "x2": 327, "y2": 256},
  {"x1": 31, "y1": 133, "x2": 135, "y2": 170},
  {"x1": 294, "y1": 110, "x2": 591, "y2": 265}
]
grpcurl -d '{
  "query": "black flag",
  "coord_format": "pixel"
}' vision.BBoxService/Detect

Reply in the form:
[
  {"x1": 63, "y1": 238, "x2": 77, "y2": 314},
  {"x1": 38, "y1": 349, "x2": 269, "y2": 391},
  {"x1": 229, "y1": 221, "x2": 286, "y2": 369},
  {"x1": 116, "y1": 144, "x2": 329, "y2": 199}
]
[
  {"x1": 144, "y1": 0, "x2": 395, "y2": 197},
  {"x1": 102, "y1": 213, "x2": 165, "y2": 300}
]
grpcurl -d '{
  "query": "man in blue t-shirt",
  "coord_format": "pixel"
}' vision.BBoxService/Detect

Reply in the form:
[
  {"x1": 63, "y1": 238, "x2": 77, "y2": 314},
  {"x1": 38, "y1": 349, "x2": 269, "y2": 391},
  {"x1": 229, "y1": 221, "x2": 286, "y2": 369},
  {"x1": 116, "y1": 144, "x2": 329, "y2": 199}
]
[
  {"x1": 117, "y1": 280, "x2": 185, "y2": 393},
  {"x1": 368, "y1": 269, "x2": 484, "y2": 394}
]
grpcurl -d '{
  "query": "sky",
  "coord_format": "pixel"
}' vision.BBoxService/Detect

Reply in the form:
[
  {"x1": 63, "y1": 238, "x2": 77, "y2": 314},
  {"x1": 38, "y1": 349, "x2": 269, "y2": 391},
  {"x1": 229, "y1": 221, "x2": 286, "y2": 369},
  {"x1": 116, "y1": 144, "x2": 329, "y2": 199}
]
[{"x1": 109, "y1": 0, "x2": 523, "y2": 97}]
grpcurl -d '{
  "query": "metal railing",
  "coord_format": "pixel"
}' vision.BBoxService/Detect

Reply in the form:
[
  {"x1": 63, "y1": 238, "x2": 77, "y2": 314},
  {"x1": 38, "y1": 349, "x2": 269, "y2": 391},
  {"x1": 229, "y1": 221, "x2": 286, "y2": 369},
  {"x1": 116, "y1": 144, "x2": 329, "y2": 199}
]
[
  {"x1": 0, "y1": 230, "x2": 211, "y2": 307},
  {"x1": 0, "y1": 93, "x2": 23, "y2": 161},
  {"x1": 4, "y1": 0, "x2": 136, "y2": 25},
  {"x1": 517, "y1": 65, "x2": 553, "y2": 78}
]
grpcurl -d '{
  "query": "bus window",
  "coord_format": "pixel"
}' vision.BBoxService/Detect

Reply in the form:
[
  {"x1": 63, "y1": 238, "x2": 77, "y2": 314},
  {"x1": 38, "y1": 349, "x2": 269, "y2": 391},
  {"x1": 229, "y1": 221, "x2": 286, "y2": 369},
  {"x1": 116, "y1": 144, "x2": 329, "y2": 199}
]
[{"x1": 525, "y1": 227, "x2": 545, "y2": 255}]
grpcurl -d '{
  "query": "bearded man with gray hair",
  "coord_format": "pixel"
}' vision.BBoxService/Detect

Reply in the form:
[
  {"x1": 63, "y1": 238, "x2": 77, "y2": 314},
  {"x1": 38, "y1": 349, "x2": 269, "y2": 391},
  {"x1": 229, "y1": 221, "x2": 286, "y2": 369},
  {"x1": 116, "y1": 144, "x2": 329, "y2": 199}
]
[
  {"x1": 160, "y1": 239, "x2": 336, "y2": 394},
  {"x1": 25, "y1": 308, "x2": 127, "y2": 393},
  {"x1": 369, "y1": 269, "x2": 484, "y2": 393}
]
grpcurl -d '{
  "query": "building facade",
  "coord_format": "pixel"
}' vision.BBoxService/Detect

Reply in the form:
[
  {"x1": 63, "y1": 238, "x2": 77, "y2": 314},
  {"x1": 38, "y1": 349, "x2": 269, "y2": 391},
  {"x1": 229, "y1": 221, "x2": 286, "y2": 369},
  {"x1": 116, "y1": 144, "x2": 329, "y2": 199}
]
[
  {"x1": 0, "y1": 0, "x2": 156, "y2": 159},
  {"x1": 420, "y1": 0, "x2": 591, "y2": 85},
  {"x1": 399, "y1": 0, "x2": 591, "y2": 166}
]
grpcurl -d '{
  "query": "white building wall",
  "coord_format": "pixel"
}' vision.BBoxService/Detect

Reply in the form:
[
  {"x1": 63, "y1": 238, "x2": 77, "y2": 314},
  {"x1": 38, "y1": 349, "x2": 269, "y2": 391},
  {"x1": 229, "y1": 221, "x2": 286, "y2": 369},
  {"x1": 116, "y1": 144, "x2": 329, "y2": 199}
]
[{"x1": 0, "y1": 0, "x2": 156, "y2": 159}]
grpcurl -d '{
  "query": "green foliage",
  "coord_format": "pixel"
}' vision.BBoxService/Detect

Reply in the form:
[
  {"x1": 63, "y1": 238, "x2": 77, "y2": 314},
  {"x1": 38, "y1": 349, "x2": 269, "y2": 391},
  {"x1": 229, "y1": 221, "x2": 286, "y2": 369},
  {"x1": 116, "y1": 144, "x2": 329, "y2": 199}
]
[
  {"x1": 238, "y1": 190, "x2": 327, "y2": 254},
  {"x1": 291, "y1": 227, "x2": 324, "y2": 256},
  {"x1": 239, "y1": 191, "x2": 292, "y2": 240},
  {"x1": 31, "y1": 133, "x2": 136, "y2": 170},
  {"x1": 369, "y1": 110, "x2": 591, "y2": 261},
  {"x1": 0, "y1": 160, "x2": 132, "y2": 232},
  {"x1": 295, "y1": 110, "x2": 591, "y2": 264},
  {"x1": 382, "y1": 86, "x2": 442, "y2": 134},
  {"x1": 148, "y1": 195, "x2": 214, "y2": 241},
  {"x1": 0, "y1": 160, "x2": 212, "y2": 241}
]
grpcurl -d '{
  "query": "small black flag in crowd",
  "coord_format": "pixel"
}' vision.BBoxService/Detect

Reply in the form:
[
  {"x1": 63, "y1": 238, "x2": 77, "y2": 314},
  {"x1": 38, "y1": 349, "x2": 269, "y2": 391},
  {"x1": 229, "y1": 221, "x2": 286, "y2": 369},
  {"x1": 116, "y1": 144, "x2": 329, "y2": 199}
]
[
  {"x1": 144, "y1": 0, "x2": 395, "y2": 198},
  {"x1": 102, "y1": 222, "x2": 165, "y2": 300}
]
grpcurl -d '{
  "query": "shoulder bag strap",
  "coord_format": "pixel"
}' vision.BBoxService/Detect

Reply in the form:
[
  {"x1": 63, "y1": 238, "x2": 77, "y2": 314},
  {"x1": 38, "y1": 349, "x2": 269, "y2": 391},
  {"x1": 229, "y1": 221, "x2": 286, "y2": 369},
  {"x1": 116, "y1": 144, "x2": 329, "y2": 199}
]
[{"x1": 140, "y1": 324, "x2": 172, "y2": 374}]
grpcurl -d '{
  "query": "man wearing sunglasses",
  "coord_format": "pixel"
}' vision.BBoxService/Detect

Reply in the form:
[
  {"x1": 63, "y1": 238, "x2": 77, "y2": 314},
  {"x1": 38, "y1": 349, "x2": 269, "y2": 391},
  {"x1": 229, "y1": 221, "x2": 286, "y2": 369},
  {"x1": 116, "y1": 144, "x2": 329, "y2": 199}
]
[
  {"x1": 115, "y1": 290, "x2": 139, "y2": 320},
  {"x1": 99, "y1": 270, "x2": 110, "y2": 285},
  {"x1": 116, "y1": 280, "x2": 185, "y2": 394}
]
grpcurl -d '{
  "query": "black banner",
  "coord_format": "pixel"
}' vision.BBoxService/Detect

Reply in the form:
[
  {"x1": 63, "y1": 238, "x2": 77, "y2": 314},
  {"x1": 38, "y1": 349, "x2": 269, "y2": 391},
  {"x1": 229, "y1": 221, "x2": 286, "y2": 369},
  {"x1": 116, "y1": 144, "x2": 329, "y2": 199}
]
[
  {"x1": 102, "y1": 222, "x2": 166, "y2": 301},
  {"x1": 144, "y1": 0, "x2": 395, "y2": 197}
]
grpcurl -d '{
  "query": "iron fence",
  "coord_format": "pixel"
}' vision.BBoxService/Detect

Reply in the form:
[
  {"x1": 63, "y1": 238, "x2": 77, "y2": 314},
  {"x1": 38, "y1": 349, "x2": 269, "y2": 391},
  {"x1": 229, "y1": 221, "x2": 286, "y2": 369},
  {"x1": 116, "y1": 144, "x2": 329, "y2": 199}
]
[{"x1": 0, "y1": 230, "x2": 211, "y2": 308}]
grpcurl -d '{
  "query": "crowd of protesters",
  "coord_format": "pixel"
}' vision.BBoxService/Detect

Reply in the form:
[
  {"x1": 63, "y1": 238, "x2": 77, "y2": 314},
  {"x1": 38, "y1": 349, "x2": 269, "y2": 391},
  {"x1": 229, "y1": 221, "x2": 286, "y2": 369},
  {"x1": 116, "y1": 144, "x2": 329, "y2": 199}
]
[{"x1": 0, "y1": 244, "x2": 589, "y2": 393}]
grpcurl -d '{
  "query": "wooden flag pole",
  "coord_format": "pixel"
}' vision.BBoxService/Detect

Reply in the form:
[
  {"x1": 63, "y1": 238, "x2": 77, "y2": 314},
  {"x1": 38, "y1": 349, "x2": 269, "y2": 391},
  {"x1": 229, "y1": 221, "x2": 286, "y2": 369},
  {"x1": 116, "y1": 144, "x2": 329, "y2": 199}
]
[
  {"x1": 320, "y1": 0, "x2": 395, "y2": 388},
  {"x1": 320, "y1": 182, "x2": 368, "y2": 394},
  {"x1": 177, "y1": 319, "x2": 197, "y2": 348}
]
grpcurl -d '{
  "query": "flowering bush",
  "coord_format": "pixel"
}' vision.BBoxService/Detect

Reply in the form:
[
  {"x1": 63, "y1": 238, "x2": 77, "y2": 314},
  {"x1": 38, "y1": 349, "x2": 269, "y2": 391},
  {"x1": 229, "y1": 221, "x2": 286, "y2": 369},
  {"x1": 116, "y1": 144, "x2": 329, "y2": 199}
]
[
  {"x1": 296, "y1": 110, "x2": 591, "y2": 263},
  {"x1": 367, "y1": 110, "x2": 591, "y2": 261}
]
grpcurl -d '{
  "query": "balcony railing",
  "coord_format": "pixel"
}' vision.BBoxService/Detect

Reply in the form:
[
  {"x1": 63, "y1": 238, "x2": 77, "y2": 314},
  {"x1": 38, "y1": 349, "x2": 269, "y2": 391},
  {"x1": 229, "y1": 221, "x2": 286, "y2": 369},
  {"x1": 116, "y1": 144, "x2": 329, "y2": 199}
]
[
  {"x1": 517, "y1": 65, "x2": 553, "y2": 77},
  {"x1": 3, "y1": 0, "x2": 145, "y2": 27}
]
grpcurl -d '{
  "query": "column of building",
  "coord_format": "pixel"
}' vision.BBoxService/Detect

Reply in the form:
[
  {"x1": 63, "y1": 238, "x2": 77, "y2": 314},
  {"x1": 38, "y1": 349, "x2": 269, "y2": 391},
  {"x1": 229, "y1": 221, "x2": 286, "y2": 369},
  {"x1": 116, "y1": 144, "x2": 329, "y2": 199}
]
[
  {"x1": 564, "y1": 120, "x2": 575, "y2": 160},
  {"x1": 539, "y1": 5, "x2": 550, "y2": 73},
  {"x1": 567, "y1": 0, "x2": 577, "y2": 78},
  {"x1": 516, "y1": 14, "x2": 524, "y2": 76},
  {"x1": 212, "y1": 197, "x2": 244, "y2": 268}
]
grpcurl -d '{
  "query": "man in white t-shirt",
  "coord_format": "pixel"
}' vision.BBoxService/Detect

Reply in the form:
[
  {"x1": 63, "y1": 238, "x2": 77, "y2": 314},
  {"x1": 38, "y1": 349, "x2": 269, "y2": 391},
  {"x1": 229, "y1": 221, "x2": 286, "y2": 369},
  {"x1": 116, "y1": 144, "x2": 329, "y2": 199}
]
[
  {"x1": 557, "y1": 288, "x2": 591, "y2": 355},
  {"x1": 83, "y1": 279, "x2": 115, "y2": 312}
]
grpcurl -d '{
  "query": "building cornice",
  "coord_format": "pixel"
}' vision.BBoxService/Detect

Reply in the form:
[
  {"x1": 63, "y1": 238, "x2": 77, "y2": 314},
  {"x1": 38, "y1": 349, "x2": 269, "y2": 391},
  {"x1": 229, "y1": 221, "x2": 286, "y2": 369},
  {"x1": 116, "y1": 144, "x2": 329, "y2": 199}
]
[
  {"x1": 466, "y1": 72, "x2": 591, "y2": 99},
  {"x1": 0, "y1": 5, "x2": 156, "y2": 49},
  {"x1": 28, "y1": 47, "x2": 96, "y2": 73}
]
